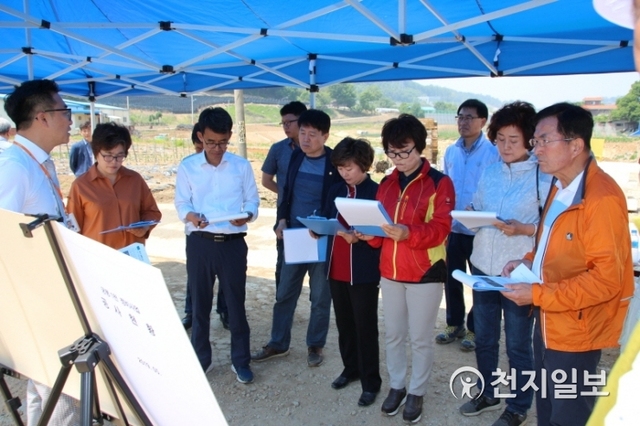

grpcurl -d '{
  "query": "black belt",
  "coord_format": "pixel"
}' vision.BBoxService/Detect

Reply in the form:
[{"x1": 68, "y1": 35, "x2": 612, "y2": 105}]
[{"x1": 191, "y1": 232, "x2": 246, "y2": 242}]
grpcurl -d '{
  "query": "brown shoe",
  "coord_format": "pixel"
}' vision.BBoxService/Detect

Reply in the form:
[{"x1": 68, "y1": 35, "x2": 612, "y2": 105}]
[
  {"x1": 307, "y1": 346, "x2": 324, "y2": 367},
  {"x1": 251, "y1": 345, "x2": 289, "y2": 362}
]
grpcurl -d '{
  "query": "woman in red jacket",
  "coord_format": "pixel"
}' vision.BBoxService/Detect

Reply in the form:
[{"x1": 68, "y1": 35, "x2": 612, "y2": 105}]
[{"x1": 361, "y1": 114, "x2": 455, "y2": 423}]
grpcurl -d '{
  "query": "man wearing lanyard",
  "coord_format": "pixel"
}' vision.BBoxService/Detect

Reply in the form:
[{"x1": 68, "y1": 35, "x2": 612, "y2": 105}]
[
  {"x1": 0, "y1": 79, "x2": 80, "y2": 425},
  {"x1": 175, "y1": 107, "x2": 259, "y2": 384}
]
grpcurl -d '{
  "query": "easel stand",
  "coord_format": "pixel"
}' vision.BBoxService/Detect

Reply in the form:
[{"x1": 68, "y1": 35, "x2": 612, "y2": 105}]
[
  {"x1": 0, "y1": 366, "x2": 24, "y2": 426},
  {"x1": 18, "y1": 215, "x2": 151, "y2": 426}
]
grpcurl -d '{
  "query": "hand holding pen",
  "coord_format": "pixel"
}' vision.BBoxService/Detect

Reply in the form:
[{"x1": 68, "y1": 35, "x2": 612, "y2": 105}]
[{"x1": 188, "y1": 211, "x2": 209, "y2": 229}]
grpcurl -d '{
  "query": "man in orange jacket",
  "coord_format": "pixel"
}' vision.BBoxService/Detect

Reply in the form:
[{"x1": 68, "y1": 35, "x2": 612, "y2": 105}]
[{"x1": 502, "y1": 102, "x2": 634, "y2": 426}]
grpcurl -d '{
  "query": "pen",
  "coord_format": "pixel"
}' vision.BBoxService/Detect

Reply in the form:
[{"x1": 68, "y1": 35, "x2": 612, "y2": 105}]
[{"x1": 469, "y1": 202, "x2": 476, "y2": 211}]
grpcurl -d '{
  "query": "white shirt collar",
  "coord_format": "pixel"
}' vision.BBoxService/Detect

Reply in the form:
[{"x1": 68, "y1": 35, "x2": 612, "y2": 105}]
[{"x1": 14, "y1": 134, "x2": 50, "y2": 164}]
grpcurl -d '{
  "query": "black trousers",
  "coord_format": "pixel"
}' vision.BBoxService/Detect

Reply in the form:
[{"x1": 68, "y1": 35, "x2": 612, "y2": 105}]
[
  {"x1": 533, "y1": 310, "x2": 601, "y2": 426},
  {"x1": 186, "y1": 233, "x2": 250, "y2": 370},
  {"x1": 444, "y1": 232, "x2": 475, "y2": 332},
  {"x1": 329, "y1": 278, "x2": 381, "y2": 393}
]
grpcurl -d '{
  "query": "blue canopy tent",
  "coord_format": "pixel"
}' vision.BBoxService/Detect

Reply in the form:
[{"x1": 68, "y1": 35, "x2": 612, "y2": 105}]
[{"x1": 0, "y1": 0, "x2": 635, "y2": 103}]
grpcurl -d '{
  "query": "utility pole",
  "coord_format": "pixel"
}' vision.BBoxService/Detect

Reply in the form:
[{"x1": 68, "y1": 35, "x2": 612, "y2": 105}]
[{"x1": 234, "y1": 89, "x2": 247, "y2": 159}]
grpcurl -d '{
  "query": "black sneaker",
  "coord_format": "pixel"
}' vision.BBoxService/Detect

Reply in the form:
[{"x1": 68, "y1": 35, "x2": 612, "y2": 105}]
[
  {"x1": 459, "y1": 393, "x2": 501, "y2": 416},
  {"x1": 251, "y1": 345, "x2": 290, "y2": 362},
  {"x1": 307, "y1": 346, "x2": 324, "y2": 367},
  {"x1": 492, "y1": 409, "x2": 527, "y2": 426},
  {"x1": 435, "y1": 325, "x2": 466, "y2": 344},
  {"x1": 381, "y1": 388, "x2": 407, "y2": 416},
  {"x1": 402, "y1": 394, "x2": 423, "y2": 423}
]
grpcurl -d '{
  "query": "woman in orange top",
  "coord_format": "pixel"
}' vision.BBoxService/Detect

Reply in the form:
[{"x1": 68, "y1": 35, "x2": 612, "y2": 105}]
[{"x1": 66, "y1": 122, "x2": 161, "y2": 249}]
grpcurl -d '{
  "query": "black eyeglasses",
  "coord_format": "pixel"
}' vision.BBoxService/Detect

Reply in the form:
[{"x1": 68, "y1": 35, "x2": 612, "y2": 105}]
[
  {"x1": 529, "y1": 137, "x2": 575, "y2": 148},
  {"x1": 100, "y1": 152, "x2": 127, "y2": 162},
  {"x1": 385, "y1": 146, "x2": 416, "y2": 159},
  {"x1": 279, "y1": 119, "x2": 298, "y2": 127},
  {"x1": 455, "y1": 115, "x2": 481, "y2": 123},
  {"x1": 43, "y1": 108, "x2": 72, "y2": 120},
  {"x1": 203, "y1": 141, "x2": 229, "y2": 149}
]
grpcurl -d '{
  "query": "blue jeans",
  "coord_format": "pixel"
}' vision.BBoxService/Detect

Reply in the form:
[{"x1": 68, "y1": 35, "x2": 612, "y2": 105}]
[
  {"x1": 472, "y1": 266, "x2": 534, "y2": 416},
  {"x1": 268, "y1": 261, "x2": 331, "y2": 351}
]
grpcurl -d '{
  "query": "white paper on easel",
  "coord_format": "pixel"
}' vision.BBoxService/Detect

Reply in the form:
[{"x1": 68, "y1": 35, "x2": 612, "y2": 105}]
[{"x1": 283, "y1": 228, "x2": 327, "y2": 264}]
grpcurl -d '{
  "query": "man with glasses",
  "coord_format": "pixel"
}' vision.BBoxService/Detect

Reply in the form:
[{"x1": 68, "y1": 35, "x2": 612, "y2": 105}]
[
  {"x1": 175, "y1": 107, "x2": 259, "y2": 384},
  {"x1": 502, "y1": 103, "x2": 634, "y2": 425},
  {"x1": 0, "y1": 79, "x2": 80, "y2": 425},
  {"x1": 261, "y1": 101, "x2": 307, "y2": 290},
  {"x1": 69, "y1": 121, "x2": 94, "y2": 177},
  {"x1": 438, "y1": 99, "x2": 499, "y2": 352}
]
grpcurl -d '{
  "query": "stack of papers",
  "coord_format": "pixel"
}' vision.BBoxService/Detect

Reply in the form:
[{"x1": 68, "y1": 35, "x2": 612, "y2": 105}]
[
  {"x1": 334, "y1": 198, "x2": 392, "y2": 237},
  {"x1": 100, "y1": 220, "x2": 160, "y2": 234},
  {"x1": 452, "y1": 263, "x2": 540, "y2": 292},
  {"x1": 451, "y1": 211, "x2": 506, "y2": 229}
]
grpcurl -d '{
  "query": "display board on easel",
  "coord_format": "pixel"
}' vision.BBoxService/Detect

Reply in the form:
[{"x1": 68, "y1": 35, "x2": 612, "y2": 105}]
[{"x1": 0, "y1": 208, "x2": 227, "y2": 425}]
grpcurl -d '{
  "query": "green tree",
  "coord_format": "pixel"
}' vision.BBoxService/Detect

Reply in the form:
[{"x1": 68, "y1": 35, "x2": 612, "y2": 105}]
[
  {"x1": 399, "y1": 102, "x2": 425, "y2": 118},
  {"x1": 434, "y1": 101, "x2": 458, "y2": 112},
  {"x1": 611, "y1": 81, "x2": 640, "y2": 122},
  {"x1": 328, "y1": 83, "x2": 357, "y2": 109},
  {"x1": 359, "y1": 86, "x2": 383, "y2": 111}
]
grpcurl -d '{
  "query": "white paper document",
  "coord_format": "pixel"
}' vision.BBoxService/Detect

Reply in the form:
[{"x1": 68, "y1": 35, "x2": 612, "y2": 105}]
[
  {"x1": 283, "y1": 228, "x2": 327, "y2": 264},
  {"x1": 453, "y1": 264, "x2": 540, "y2": 292},
  {"x1": 100, "y1": 220, "x2": 160, "y2": 234},
  {"x1": 119, "y1": 242, "x2": 151, "y2": 264},
  {"x1": 451, "y1": 210, "x2": 506, "y2": 229},
  {"x1": 334, "y1": 197, "x2": 392, "y2": 237},
  {"x1": 207, "y1": 212, "x2": 249, "y2": 224}
]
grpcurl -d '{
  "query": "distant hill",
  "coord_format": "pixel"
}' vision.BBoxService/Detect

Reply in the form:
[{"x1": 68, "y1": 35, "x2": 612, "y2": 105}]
[{"x1": 100, "y1": 80, "x2": 504, "y2": 112}]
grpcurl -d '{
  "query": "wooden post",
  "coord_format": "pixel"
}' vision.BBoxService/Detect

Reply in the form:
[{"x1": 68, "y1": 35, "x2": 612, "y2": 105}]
[
  {"x1": 420, "y1": 118, "x2": 439, "y2": 167},
  {"x1": 234, "y1": 90, "x2": 247, "y2": 159}
]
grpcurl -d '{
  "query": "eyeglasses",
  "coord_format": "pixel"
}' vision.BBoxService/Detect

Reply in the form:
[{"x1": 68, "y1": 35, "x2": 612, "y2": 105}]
[
  {"x1": 279, "y1": 119, "x2": 298, "y2": 127},
  {"x1": 455, "y1": 115, "x2": 481, "y2": 123},
  {"x1": 203, "y1": 141, "x2": 229, "y2": 149},
  {"x1": 100, "y1": 152, "x2": 127, "y2": 162},
  {"x1": 43, "y1": 108, "x2": 72, "y2": 120},
  {"x1": 385, "y1": 146, "x2": 416, "y2": 159},
  {"x1": 529, "y1": 137, "x2": 575, "y2": 148}
]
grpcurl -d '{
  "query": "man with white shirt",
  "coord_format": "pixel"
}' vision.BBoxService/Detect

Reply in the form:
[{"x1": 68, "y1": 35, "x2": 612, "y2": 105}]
[
  {"x1": 0, "y1": 79, "x2": 80, "y2": 425},
  {"x1": 175, "y1": 107, "x2": 259, "y2": 384},
  {"x1": 503, "y1": 103, "x2": 634, "y2": 425}
]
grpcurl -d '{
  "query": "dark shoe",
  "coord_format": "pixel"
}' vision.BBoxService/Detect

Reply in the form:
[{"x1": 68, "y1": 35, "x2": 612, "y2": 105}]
[
  {"x1": 358, "y1": 391, "x2": 378, "y2": 407},
  {"x1": 459, "y1": 393, "x2": 501, "y2": 416},
  {"x1": 381, "y1": 388, "x2": 407, "y2": 416},
  {"x1": 331, "y1": 375, "x2": 359, "y2": 390},
  {"x1": 435, "y1": 325, "x2": 465, "y2": 344},
  {"x1": 251, "y1": 345, "x2": 290, "y2": 362},
  {"x1": 460, "y1": 331, "x2": 476, "y2": 352},
  {"x1": 492, "y1": 409, "x2": 527, "y2": 426},
  {"x1": 231, "y1": 365, "x2": 254, "y2": 384},
  {"x1": 402, "y1": 394, "x2": 423, "y2": 423},
  {"x1": 182, "y1": 315, "x2": 192, "y2": 330},
  {"x1": 307, "y1": 346, "x2": 324, "y2": 367},
  {"x1": 219, "y1": 312, "x2": 229, "y2": 330}
]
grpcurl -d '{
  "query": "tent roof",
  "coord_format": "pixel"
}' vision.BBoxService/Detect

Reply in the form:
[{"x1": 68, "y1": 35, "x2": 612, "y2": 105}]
[{"x1": 0, "y1": 0, "x2": 634, "y2": 100}]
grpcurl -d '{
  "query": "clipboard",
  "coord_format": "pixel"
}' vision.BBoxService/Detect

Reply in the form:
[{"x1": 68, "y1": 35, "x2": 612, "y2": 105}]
[
  {"x1": 297, "y1": 216, "x2": 347, "y2": 235},
  {"x1": 451, "y1": 211, "x2": 506, "y2": 229},
  {"x1": 283, "y1": 228, "x2": 327, "y2": 264},
  {"x1": 100, "y1": 220, "x2": 160, "y2": 234},
  {"x1": 334, "y1": 198, "x2": 392, "y2": 237}
]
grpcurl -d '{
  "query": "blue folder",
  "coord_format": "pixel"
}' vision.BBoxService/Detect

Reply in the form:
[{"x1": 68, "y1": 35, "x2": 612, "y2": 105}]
[{"x1": 297, "y1": 216, "x2": 347, "y2": 235}]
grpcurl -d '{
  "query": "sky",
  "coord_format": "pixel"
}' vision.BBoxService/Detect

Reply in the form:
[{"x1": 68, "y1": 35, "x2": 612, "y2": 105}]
[{"x1": 417, "y1": 72, "x2": 639, "y2": 110}]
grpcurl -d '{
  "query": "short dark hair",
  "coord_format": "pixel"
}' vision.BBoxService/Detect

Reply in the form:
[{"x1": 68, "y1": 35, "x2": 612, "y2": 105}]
[
  {"x1": 4, "y1": 79, "x2": 60, "y2": 131},
  {"x1": 535, "y1": 102, "x2": 593, "y2": 150},
  {"x1": 297, "y1": 109, "x2": 331, "y2": 134},
  {"x1": 191, "y1": 122, "x2": 202, "y2": 144},
  {"x1": 79, "y1": 121, "x2": 91, "y2": 131},
  {"x1": 457, "y1": 99, "x2": 488, "y2": 119},
  {"x1": 198, "y1": 107, "x2": 233, "y2": 134},
  {"x1": 91, "y1": 122, "x2": 132, "y2": 157},
  {"x1": 487, "y1": 101, "x2": 537, "y2": 150},
  {"x1": 381, "y1": 114, "x2": 427, "y2": 153},
  {"x1": 280, "y1": 101, "x2": 307, "y2": 117},
  {"x1": 331, "y1": 137, "x2": 375, "y2": 172}
]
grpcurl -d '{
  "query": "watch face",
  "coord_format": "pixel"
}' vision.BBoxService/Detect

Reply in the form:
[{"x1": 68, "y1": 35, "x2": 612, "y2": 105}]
[{"x1": 593, "y1": 0, "x2": 633, "y2": 29}]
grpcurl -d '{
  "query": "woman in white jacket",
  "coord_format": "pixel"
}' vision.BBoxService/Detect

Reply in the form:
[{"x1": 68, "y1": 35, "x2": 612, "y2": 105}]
[{"x1": 458, "y1": 101, "x2": 551, "y2": 426}]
